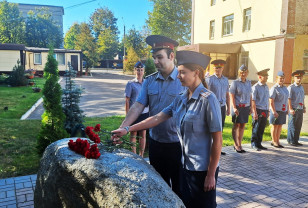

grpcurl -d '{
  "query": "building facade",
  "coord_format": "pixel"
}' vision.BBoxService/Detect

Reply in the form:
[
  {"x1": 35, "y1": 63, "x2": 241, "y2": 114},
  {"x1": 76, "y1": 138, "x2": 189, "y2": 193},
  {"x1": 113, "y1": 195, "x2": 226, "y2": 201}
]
[
  {"x1": 17, "y1": 3, "x2": 64, "y2": 39},
  {"x1": 0, "y1": 44, "x2": 82, "y2": 75},
  {"x1": 179, "y1": 0, "x2": 308, "y2": 90}
]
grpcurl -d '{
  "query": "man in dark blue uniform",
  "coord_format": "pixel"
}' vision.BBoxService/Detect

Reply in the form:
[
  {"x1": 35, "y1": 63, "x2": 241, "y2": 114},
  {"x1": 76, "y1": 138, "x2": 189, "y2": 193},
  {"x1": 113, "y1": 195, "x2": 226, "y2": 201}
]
[
  {"x1": 206, "y1": 59, "x2": 230, "y2": 155},
  {"x1": 287, "y1": 70, "x2": 306, "y2": 146},
  {"x1": 251, "y1": 68, "x2": 270, "y2": 151},
  {"x1": 115, "y1": 35, "x2": 184, "y2": 196}
]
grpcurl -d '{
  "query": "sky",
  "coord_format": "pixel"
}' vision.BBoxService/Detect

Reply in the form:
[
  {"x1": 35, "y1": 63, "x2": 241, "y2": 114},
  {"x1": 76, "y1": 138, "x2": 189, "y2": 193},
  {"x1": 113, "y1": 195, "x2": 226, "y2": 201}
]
[{"x1": 8, "y1": 0, "x2": 153, "y2": 38}]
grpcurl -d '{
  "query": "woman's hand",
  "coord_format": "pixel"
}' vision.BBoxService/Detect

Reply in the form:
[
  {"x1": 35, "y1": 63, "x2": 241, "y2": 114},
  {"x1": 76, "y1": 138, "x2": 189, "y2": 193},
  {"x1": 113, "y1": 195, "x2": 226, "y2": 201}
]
[
  {"x1": 204, "y1": 175, "x2": 216, "y2": 192},
  {"x1": 290, "y1": 109, "x2": 295, "y2": 115},
  {"x1": 274, "y1": 111, "x2": 279, "y2": 118},
  {"x1": 233, "y1": 108, "x2": 239, "y2": 116}
]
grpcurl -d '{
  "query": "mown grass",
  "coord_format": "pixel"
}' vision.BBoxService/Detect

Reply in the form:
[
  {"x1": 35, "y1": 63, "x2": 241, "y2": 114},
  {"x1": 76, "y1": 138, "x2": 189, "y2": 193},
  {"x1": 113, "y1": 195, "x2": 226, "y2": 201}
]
[{"x1": 0, "y1": 81, "x2": 307, "y2": 178}]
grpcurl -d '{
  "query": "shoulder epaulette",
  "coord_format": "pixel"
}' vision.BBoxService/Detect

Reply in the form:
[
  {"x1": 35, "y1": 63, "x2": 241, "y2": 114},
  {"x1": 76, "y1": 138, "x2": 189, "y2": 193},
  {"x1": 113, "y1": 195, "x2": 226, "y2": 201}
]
[
  {"x1": 145, "y1": 71, "x2": 158, "y2": 79},
  {"x1": 200, "y1": 90, "x2": 211, "y2": 98}
]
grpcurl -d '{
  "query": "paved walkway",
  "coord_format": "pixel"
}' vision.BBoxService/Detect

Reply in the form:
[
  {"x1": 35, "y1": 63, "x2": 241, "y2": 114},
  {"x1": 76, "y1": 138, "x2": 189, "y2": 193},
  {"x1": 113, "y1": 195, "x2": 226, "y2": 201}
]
[
  {"x1": 1, "y1": 70, "x2": 308, "y2": 207},
  {"x1": 1, "y1": 137, "x2": 308, "y2": 208}
]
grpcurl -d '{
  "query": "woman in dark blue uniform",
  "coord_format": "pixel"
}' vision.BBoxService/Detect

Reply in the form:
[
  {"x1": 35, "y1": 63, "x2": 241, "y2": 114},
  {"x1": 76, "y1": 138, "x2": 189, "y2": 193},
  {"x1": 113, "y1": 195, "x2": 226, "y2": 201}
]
[
  {"x1": 112, "y1": 51, "x2": 223, "y2": 208},
  {"x1": 269, "y1": 71, "x2": 289, "y2": 148},
  {"x1": 229, "y1": 65, "x2": 252, "y2": 153}
]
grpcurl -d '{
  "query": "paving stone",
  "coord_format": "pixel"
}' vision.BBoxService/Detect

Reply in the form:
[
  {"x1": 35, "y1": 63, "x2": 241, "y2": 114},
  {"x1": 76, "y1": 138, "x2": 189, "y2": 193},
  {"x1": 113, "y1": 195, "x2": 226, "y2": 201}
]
[
  {"x1": 0, "y1": 191, "x2": 5, "y2": 199},
  {"x1": 17, "y1": 201, "x2": 34, "y2": 208},
  {"x1": 15, "y1": 183, "x2": 24, "y2": 189},
  {"x1": 5, "y1": 178, "x2": 14, "y2": 185},
  {"x1": 15, "y1": 188, "x2": 33, "y2": 196},
  {"x1": 0, "y1": 198, "x2": 16, "y2": 207},
  {"x1": 16, "y1": 195, "x2": 26, "y2": 203},
  {"x1": 7, "y1": 204, "x2": 17, "y2": 208},
  {"x1": 6, "y1": 190, "x2": 15, "y2": 198}
]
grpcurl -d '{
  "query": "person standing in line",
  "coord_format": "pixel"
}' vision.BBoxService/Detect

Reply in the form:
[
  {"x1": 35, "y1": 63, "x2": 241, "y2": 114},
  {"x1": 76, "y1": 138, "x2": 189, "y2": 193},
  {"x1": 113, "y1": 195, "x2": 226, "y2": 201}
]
[
  {"x1": 114, "y1": 35, "x2": 185, "y2": 196},
  {"x1": 124, "y1": 61, "x2": 149, "y2": 157},
  {"x1": 206, "y1": 59, "x2": 230, "y2": 155},
  {"x1": 250, "y1": 68, "x2": 270, "y2": 151},
  {"x1": 229, "y1": 65, "x2": 252, "y2": 153},
  {"x1": 112, "y1": 51, "x2": 222, "y2": 208},
  {"x1": 287, "y1": 70, "x2": 306, "y2": 146},
  {"x1": 269, "y1": 71, "x2": 289, "y2": 148}
]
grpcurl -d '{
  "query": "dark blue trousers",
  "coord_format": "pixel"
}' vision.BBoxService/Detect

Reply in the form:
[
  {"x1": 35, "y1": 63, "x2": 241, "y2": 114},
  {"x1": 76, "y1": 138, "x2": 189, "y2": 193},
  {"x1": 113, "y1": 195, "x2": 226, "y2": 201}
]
[
  {"x1": 287, "y1": 109, "x2": 303, "y2": 144},
  {"x1": 221, "y1": 105, "x2": 226, "y2": 129},
  {"x1": 181, "y1": 167, "x2": 219, "y2": 208},
  {"x1": 148, "y1": 138, "x2": 182, "y2": 197},
  {"x1": 251, "y1": 109, "x2": 268, "y2": 147}
]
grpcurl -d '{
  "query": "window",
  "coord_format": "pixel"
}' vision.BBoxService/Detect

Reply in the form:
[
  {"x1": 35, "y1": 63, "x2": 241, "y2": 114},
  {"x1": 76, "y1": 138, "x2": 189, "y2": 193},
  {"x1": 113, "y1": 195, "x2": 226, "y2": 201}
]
[
  {"x1": 243, "y1": 8, "x2": 251, "y2": 32},
  {"x1": 34, "y1": 53, "x2": 42, "y2": 65},
  {"x1": 209, "y1": 20, "x2": 215, "y2": 39},
  {"x1": 303, "y1": 50, "x2": 308, "y2": 71},
  {"x1": 241, "y1": 52, "x2": 249, "y2": 67},
  {"x1": 211, "y1": 0, "x2": 216, "y2": 6},
  {"x1": 54, "y1": 53, "x2": 65, "y2": 65},
  {"x1": 223, "y1": 14, "x2": 234, "y2": 36},
  {"x1": 56, "y1": 53, "x2": 65, "y2": 65}
]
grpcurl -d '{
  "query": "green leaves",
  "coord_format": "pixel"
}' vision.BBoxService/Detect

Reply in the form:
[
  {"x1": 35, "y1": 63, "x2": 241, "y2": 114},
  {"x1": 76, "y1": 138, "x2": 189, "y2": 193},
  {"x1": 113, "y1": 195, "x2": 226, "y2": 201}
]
[{"x1": 147, "y1": 0, "x2": 192, "y2": 46}]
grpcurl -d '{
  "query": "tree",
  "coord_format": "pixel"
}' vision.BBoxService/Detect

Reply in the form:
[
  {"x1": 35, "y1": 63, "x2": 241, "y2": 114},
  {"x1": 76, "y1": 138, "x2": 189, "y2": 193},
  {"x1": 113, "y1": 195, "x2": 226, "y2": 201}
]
[
  {"x1": 97, "y1": 27, "x2": 118, "y2": 59},
  {"x1": 37, "y1": 49, "x2": 68, "y2": 155},
  {"x1": 64, "y1": 23, "x2": 81, "y2": 49},
  {"x1": 125, "y1": 27, "x2": 147, "y2": 58},
  {"x1": 144, "y1": 58, "x2": 157, "y2": 77},
  {"x1": 0, "y1": 0, "x2": 25, "y2": 44},
  {"x1": 147, "y1": 0, "x2": 191, "y2": 46},
  {"x1": 75, "y1": 23, "x2": 99, "y2": 71},
  {"x1": 7, "y1": 60, "x2": 27, "y2": 86},
  {"x1": 89, "y1": 7, "x2": 118, "y2": 39},
  {"x1": 62, "y1": 63, "x2": 85, "y2": 136},
  {"x1": 124, "y1": 47, "x2": 139, "y2": 73},
  {"x1": 25, "y1": 9, "x2": 62, "y2": 48}
]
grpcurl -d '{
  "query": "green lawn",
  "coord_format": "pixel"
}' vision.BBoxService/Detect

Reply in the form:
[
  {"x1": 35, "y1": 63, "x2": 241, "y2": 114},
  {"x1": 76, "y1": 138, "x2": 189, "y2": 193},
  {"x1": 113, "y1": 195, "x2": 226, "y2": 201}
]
[{"x1": 0, "y1": 82, "x2": 307, "y2": 178}]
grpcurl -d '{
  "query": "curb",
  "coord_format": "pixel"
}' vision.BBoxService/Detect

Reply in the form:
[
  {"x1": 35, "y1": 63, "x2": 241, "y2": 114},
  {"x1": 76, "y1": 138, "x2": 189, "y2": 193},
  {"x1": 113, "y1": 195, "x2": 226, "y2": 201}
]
[
  {"x1": 20, "y1": 78, "x2": 63, "y2": 120},
  {"x1": 20, "y1": 97, "x2": 43, "y2": 120}
]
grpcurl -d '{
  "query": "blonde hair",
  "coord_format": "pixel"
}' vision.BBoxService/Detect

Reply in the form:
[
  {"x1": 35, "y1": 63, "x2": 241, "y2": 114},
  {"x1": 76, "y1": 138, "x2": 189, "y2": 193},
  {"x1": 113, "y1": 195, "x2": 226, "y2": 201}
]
[{"x1": 182, "y1": 63, "x2": 208, "y2": 88}]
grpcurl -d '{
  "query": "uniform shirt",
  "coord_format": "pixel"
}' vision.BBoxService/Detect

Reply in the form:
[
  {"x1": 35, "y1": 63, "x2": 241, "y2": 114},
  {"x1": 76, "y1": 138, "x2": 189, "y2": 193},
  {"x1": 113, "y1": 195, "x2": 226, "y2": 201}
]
[
  {"x1": 125, "y1": 78, "x2": 149, "y2": 114},
  {"x1": 251, "y1": 81, "x2": 270, "y2": 110},
  {"x1": 162, "y1": 83, "x2": 222, "y2": 171},
  {"x1": 137, "y1": 67, "x2": 185, "y2": 143},
  {"x1": 229, "y1": 78, "x2": 252, "y2": 106},
  {"x1": 288, "y1": 82, "x2": 305, "y2": 109},
  {"x1": 205, "y1": 74, "x2": 229, "y2": 106},
  {"x1": 269, "y1": 83, "x2": 289, "y2": 112}
]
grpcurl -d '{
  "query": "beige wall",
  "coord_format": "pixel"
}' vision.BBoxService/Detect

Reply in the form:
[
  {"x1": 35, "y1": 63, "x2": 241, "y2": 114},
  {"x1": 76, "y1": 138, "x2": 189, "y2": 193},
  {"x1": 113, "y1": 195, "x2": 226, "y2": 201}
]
[
  {"x1": 241, "y1": 41, "x2": 276, "y2": 82},
  {"x1": 0, "y1": 50, "x2": 20, "y2": 72},
  {"x1": 25, "y1": 52, "x2": 80, "y2": 71},
  {"x1": 193, "y1": 0, "x2": 283, "y2": 44}
]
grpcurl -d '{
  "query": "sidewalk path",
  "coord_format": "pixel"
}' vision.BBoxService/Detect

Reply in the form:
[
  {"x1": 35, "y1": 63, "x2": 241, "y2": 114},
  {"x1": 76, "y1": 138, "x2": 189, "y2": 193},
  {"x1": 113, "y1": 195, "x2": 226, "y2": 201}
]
[{"x1": 1, "y1": 137, "x2": 308, "y2": 208}]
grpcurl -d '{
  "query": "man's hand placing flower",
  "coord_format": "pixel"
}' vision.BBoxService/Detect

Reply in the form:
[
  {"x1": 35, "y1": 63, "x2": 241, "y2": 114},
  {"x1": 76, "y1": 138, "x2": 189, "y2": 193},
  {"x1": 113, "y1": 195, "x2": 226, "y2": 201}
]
[{"x1": 111, "y1": 127, "x2": 130, "y2": 140}]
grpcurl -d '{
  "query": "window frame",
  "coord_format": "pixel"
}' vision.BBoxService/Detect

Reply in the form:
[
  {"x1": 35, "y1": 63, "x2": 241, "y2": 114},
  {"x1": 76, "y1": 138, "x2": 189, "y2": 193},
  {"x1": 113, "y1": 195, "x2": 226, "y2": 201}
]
[
  {"x1": 243, "y1": 7, "x2": 252, "y2": 32},
  {"x1": 34, "y1": 53, "x2": 42, "y2": 65},
  {"x1": 222, "y1": 14, "x2": 234, "y2": 36},
  {"x1": 55, "y1": 53, "x2": 65, "y2": 65},
  {"x1": 209, "y1": 20, "x2": 215, "y2": 40}
]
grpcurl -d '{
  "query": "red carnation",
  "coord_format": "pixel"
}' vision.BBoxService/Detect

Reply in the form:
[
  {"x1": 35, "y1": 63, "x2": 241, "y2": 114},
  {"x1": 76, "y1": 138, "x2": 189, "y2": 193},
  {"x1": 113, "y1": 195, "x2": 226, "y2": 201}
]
[
  {"x1": 94, "y1": 124, "x2": 101, "y2": 132},
  {"x1": 282, "y1": 104, "x2": 286, "y2": 107},
  {"x1": 261, "y1": 112, "x2": 266, "y2": 117},
  {"x1": 299, "y1": 103, "x2": 303, "y2": 106},
  {"x1": 85, "y1": 126, "x2": 94, "y2": 136},
  {"x1": 282, "y1": 107, "x2": 286, "y2": 111},
  {"x1": 242, "y1": 104, "x2": 246, "y2": 107}
]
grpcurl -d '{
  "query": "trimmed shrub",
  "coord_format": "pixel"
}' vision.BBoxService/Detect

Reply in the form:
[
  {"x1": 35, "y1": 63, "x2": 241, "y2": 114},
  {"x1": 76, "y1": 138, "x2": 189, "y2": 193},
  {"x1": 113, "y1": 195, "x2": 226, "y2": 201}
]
[{"x1": 7, "y1": 60, "x2": 27, "y2": 86}]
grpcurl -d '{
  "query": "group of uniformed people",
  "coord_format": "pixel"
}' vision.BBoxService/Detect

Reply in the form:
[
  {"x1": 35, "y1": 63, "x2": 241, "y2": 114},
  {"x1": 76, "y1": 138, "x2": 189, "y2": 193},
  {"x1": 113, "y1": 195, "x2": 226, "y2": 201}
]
[{"x1": 112, "y1": 34, "x2": 306, "y2": 208}]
